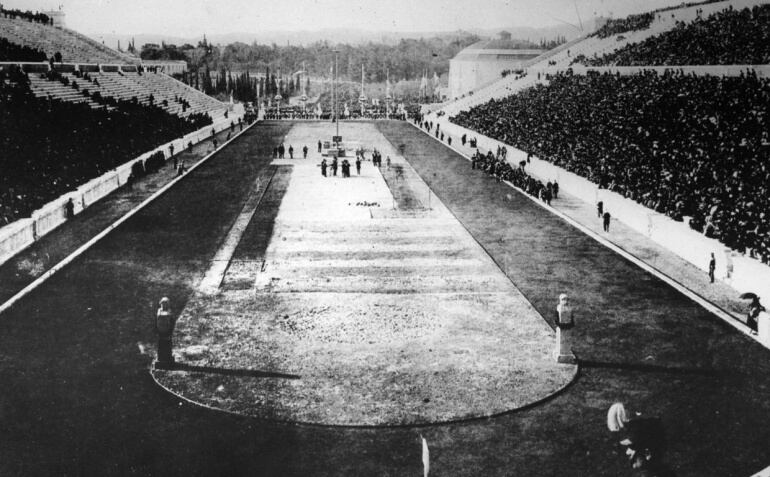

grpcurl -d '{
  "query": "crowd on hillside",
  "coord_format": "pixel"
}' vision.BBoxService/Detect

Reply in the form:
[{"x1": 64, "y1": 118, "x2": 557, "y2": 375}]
[
  {"x1": 582, "y1": 4, "x2": 770, "y2": 66},
  {"x1": 0, "y1": 37, "x2": 47, "y2": 62},
  {"x1": 0, "y1": 65, "x2": 211, "y2": 225},
  {"x1": 451, "y1": 69, "x2": 770, "y2": 262},
  {"x1": 0, "y1": 6, "x2": 53, "y2": 25}
]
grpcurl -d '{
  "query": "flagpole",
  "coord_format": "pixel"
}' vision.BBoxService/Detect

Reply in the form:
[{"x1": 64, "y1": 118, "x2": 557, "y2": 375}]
[{"x1": 334, "y1": 50, "x2": 339, "y2": 139}]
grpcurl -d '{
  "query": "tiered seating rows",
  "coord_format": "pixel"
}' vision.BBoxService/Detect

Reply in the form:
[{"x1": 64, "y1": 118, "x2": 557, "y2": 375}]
[
  {"x1": 0, "y1": 15, "x2": 133, "y2": 64},
  {"x1": 25, "y1": 71, "x2": 228, "y2": 120}
]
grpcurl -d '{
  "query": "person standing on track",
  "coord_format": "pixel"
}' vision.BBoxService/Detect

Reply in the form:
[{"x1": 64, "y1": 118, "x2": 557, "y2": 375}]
[{"x1": 303, "y1": 145, "x2": 308, "y2": 159}]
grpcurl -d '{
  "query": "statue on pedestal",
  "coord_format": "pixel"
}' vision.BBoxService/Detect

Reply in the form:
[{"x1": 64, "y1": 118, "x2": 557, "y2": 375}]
[{"x1": 555, "y1": 293, "x2": 576, "y2": 364}]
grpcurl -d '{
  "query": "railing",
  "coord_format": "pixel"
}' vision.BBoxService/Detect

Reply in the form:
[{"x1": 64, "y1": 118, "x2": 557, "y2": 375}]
[{"x1": 0, "y1": 113, "x2": 244, "y2": 266}]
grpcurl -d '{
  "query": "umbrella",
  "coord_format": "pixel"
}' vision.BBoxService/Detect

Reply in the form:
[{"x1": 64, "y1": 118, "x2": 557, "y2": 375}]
[{"x1": 739, "y1": 292, "x2": 758, "y2": 300}]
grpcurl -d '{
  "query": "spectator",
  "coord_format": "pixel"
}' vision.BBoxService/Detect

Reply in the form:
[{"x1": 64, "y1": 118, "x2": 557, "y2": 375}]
[
  {"x1": 607, "y1": 403, "x2": 668, "y2": 467},
  {"x1": 747, "y1": 296, "x2": 765, "y2": 333},
  {"x1": 64, "y1": 198, "x2": 74, "y2": 219}
]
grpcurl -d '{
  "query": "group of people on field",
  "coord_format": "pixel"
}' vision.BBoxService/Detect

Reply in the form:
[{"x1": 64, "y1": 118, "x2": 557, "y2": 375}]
[
  {"x1": 273, "y1": 143, "x2": 309, "y2": 159},
  {"x1": 320, "y1": 156, "x2": 360, "y2": 178}
]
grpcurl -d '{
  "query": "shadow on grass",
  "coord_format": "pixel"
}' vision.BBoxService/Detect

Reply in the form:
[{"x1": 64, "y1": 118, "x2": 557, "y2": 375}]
[
  {"x1": 165, "y1": 362, "x2": 301, "y2": 380},
  {"x1": 578, "y1": 359, "x2": 717, "y2": 376}
]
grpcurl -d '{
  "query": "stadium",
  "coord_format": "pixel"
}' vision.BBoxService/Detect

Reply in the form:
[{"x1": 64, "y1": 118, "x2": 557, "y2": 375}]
[{"x1": 1, "y1": 0, "x2": 769, "y2": 475}]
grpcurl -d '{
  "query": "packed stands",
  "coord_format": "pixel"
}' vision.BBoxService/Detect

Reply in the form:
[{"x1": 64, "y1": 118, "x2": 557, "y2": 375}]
[
  {"x1": 593, "y1": 12, "x2": 656, "y2": 39},
  {"x1": 0, "y1": 7, "x2": 52, "y2": 25},
  {"x1": 0, "y1": 65, "x2": 212, "y2": 225},
  {"x1": 579, "y1": 3, "x2": 770, "y2": 66},
  {"x1": 450, "y1": 69, "x2": 770, "y2": 262},
  {"x1": 432, "y1": 0, "x2": 768, "y2": 115},
  {"x1": 0, "y1": 37, "x2": 46, "y2": 61},
  {"x1": 0, "y1": 7, "x2": 233, "y2": 230}
]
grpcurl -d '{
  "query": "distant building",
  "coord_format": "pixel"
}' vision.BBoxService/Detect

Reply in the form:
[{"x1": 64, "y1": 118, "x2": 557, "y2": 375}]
[
  {"x1": 448, "y1": 32, "x2": 544, "y2": 100},
  {"x1": 141, "y1": 60, "x2": 188, "y2": 75}
]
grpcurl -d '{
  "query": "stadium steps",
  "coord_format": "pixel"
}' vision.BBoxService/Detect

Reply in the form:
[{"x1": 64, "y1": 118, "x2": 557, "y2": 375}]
[
  {"x1": 2, "y1": 16, "x2": 228, "y2": 119},
  {"x1": 25, "y1": 70, "x2": 229, "y2": 119},
  {"x1": 27, "y1": 74, "x2": 103, "y2": 108}
]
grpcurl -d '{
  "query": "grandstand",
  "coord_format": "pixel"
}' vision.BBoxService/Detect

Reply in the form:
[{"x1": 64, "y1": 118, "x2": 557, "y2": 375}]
[
  {"x1": 20, "y1": 67, "x2": 230, "y2": 120},
  {"x1": 0, "y1": 13, "x2": 136, "y2": 64},
  {"x1": 435, "y1": 0, "x2": 769, "y2": 116},
  {"x1": 1, "y1": 14, "x2": 233, "y2": 237},
  {"x1": 0, "y1": 12, "x2": 228, "y2": 121},
  {"x1": 422, "y1": 0, "x2": 770, "y2": 327}
]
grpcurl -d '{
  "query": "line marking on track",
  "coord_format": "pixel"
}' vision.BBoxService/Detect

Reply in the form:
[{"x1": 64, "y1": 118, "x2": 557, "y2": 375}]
[
  {"x1": 198, "y1": 170, "x2": 277, "y2": 294},
  {"x1": 0, "y1": 119, "x2": 258, "y2": 317}
]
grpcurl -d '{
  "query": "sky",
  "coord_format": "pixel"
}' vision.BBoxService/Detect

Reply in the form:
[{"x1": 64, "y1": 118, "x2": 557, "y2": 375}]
[{"x1": 4, "y1": 0, "x2": 692, "y2": 37}]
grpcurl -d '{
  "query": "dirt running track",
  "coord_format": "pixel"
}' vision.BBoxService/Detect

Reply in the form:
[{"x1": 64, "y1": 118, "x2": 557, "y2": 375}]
[{"x1": 0, "y1": 121, "x2": 767, "y2": 476}]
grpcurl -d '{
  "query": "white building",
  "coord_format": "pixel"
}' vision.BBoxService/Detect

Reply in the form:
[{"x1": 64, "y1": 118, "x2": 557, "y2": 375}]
[{"x1": 448, "y1": 32, "x2": 544, "y2": 100}]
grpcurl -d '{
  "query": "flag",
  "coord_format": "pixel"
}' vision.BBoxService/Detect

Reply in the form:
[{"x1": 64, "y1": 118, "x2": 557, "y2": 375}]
[{"x1": 421, "y1": 435, "x2": 430, "y2": 477}]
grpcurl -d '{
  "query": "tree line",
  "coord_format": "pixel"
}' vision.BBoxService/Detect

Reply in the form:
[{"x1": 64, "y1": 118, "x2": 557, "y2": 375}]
[{"x1": 140, "y1": 34, "x2": 486, "y2": 82}]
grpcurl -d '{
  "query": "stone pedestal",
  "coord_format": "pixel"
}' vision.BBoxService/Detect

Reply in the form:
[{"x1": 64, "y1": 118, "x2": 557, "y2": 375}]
[
  {"x1": 758, "y1": 312, "x2": 770, "y2": 347},
  {"x1": 554, "y1": 327, "x2": 576, "y2": 364}
]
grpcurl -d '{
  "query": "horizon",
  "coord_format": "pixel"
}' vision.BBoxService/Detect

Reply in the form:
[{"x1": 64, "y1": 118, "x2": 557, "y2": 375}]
[{"x1": 2, "y1": 0, "x2": 696, "y2": 39}]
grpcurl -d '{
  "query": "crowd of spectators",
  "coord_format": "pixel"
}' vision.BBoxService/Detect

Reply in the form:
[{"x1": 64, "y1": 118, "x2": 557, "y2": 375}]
[
  {"x1": 593, "y1": 12, "x2": 656, "y2": 39},
  {"x1": 580, "y1": 4, "x2": 770, "y2": 66},
  {"x1": 0, "y1": 64, "x2": 212, "y2": 225},
  {"x1": 0, "y1": 37, "x2": 47, "y2": 62},
  {"x1": 592, "y1": 0, "x2": 730, "y2": 39},
  {"x1": 0, "y1": 7, "x2": 52, "y2": 25},
  {"x1": 451, "y1": 69, "x2": 770, "y2": 262},
  {"x1": 469, "y1": 147, "x2": 559, "y2": 205}
]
